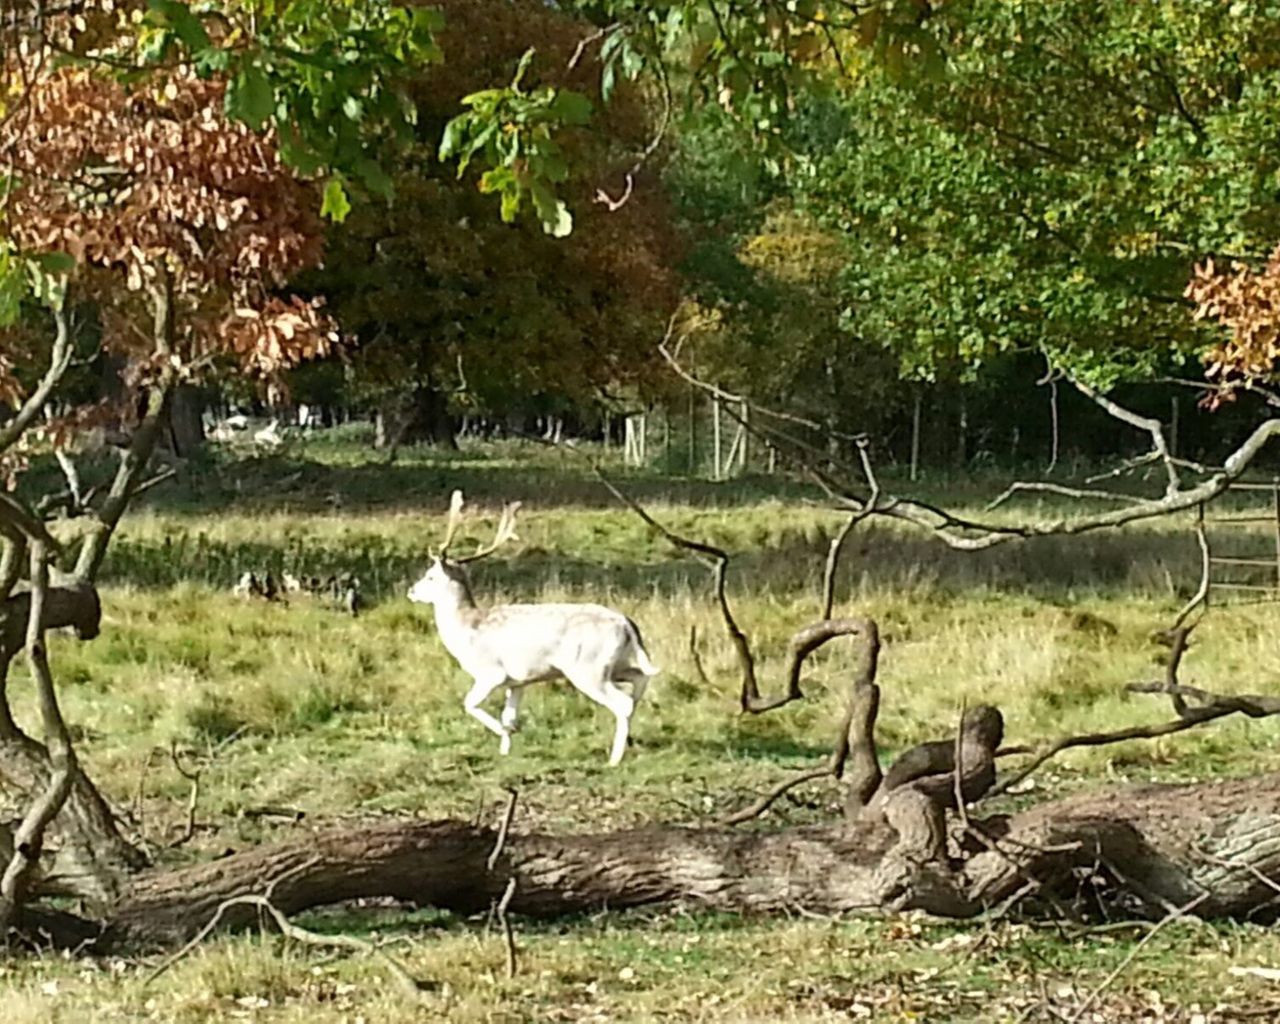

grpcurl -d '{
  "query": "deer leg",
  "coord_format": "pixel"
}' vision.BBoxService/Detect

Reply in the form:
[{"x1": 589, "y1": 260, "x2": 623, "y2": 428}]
[
  {"x1": 567, "y1": 671, "x2": 636, "y2": 766},
  {"x1": 602, "y1": 684, "x2": 635, "y2": 767},
  {"x1": 626, "y1": 673, "x2": 650, "y2": 706},
  {"x1": 500, "y1": 687, "x2": 524, "y2": 733},
  {"x1": 464, "y1": 676, "x2": 513, "y2": 754}
]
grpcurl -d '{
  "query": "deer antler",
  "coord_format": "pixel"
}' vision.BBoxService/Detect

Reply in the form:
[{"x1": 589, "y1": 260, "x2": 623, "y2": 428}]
[
  {"x1": 435, "y1": 489, "x2": 466, "y2": 557},
  {"x1": 434, "y1": 489, "x2": 522, "y2": 563},
  {"x1": 453, "y1": 500, "x2": 522, "y2": 563}
]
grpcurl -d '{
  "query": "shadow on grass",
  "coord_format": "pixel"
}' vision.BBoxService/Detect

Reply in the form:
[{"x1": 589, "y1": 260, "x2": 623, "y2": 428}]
[
  {"x1": 98, "y1": 517, "x2": 1209, "y2": 604},
  {"x1": 138, "y1": 449, "x2": 819, "y2": 515}
]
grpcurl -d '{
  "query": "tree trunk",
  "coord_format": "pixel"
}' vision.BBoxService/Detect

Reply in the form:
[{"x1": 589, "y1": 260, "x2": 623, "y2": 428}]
[
  {"x1": 93, "y1": 770, "x2": 1280, "y2": 951},
  {"x1": 0, "y1": 579, "x2": 146, "y2": 908},
  {"x1": 378, "y1": 389, "x2": 458, "y2": 454},
  {"x1": 165, "y1": 385, "x2": 205, "y2": 457}
]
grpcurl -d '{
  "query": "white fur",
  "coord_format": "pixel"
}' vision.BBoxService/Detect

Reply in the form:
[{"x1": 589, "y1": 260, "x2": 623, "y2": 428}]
[{"x1": 408, "y1": 559, "x2": 658, "y2": 765}]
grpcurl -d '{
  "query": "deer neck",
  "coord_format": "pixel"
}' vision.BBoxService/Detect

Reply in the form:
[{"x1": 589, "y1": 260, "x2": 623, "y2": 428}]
[{"x1": 432, "y1": 577, "x2": 484, "y2": 634}]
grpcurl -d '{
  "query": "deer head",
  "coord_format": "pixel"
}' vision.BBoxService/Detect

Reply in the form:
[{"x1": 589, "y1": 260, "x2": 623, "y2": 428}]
[{"x1": 409, "y1": 490, "x2": 521, "y2": 605}]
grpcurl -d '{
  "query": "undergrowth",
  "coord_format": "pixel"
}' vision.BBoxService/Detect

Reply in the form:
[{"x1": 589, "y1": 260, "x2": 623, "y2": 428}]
[{"x1": 5, "y1": 438, "x2": 1280, "y2": 1022}]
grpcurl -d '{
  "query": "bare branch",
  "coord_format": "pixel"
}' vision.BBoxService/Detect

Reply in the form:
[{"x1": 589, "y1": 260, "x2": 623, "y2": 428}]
[
  {"x1": 660, "y1": 340, "x2": 1280, "y2": 550},
  {"x1": 1085, "y1": 450, "x2": 1217, "y2": 484},
  {"x1": 984, "y1": 481, "x2": 1143, "y2": 512},
  {"x1": 52, "y1": 446, "x2": 82, "y2": 513},
  {"x1": 1067, "y1": 375, "x2": 1180, "y2": 496},
  {"x1": 1171, "y1": 506, "x2": 1211, "y2": 634},
  {"x1": 591, "y1": 465, "x2": 762, "y2": 708},
  {"x1": 988, "y1": 678, "x2": 1280, "y2": 800},
  {"x1": 487, "y1": 789, "x2": 518, "y2": 873},
  {"x1": 168, "y1": 741, "x2": 202, "y2": 849},
  {"x1": 1124, "y1": 680, "x2": 1280, "y2": 717},
  {"x1": 687, "y1": 625, "x2": 712, "y2": 688},
  {"x1": 0, "y1": 492, "x2": 61, "y2": 553},
  {"x1": 822, "y1": 440, "x2": 878, "y2": 619},
  {"x1": 0, "y1": 540, "x2": 77, "y2": 931},
  {"x1": 0, "y1": 304, "x2": 74, "y2": 458},
  {"x1": 146, "y1": 894, "x2": 427, "y2": 996},
  {"x1": 568, "y1": 21, "x2": 623, "y2": 70},
  {"x1": 1068, "y1": 893, "x2": 1209, "y2": 1022},
  {"x1": 0, "y1": 534, "x2": 24, "y2": 605},
  {"x1": 495, "y1": 876, "x2": 518, "y2": 979},
  {"x1": 594, "y1": 41, "x2": 671, "y2": 212},
  {"x1": 726, "y1": 618, "x2": 882, "y2": 825},
  {"x1": 75, "y1": 274, "x2": 178, "y2": 581},
  {"x1": 953, "y1": 698, "x2": 970, "y2": 833},
  {"x1": 720, "y1": 768, "x2": 834, "y2": 826}
]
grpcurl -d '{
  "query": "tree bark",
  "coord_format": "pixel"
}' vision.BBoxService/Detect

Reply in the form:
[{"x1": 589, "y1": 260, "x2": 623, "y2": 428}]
[
  {"x1": 0, "y1": 577, "x2": 146, "y2": 908},
  {"x1": 89, "y1": 769, "x2": 1280, "y2": 951},
  {"x1": 376, "y1": 388, "x2": 458, "y2": 455},
  {"x1": 165, "y1": 385, "x2": 205, "y2": 457}
]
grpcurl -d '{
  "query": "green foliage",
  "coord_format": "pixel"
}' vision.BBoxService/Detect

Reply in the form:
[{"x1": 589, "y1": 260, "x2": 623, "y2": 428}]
[
  {"x1": 141, "y1": 0, "x2": 444, "y2": 218},
  {"x1": 320, "y1": 175, "x2": 354, "y2": 222},
  {"x1": 0, "y1": 241, "x2": 73, "y2": 322},
  {"x1": 440, "y1": 48, "x2": 592, "y2": 235},
  {"x1": 776, "y1": 0, "x2": 1280, "y2": 384}
]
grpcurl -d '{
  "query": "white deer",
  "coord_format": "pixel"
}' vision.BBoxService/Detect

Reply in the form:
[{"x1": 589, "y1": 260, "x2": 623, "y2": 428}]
[{"x1": 408, "y1": 491, "x2": 658, "y2": 766}]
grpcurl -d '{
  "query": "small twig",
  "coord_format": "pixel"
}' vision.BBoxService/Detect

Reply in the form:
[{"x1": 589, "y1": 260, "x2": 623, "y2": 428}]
[
  {"x1": 487, "y1": 788, "x2": 518, "y2": 873},
  {"x1": 594, "y1": 42, "x2": 672, "y2": 212},
  {"x1": 168, "y1": 740, "x2": 202, "y2": 848},
  {"x1": 953, "y1": 698, "x2": 970, "y2": 831},
  {"x1": 568, "y1": 21, "x2": 622, "y2": 70},
  {"x1": 1084, "y1": 450, "x2": 1216, "y2": 484},
  {"x1": 130, "y1": 466, "x2": 178, "y2": 499},
  {"x1": 1068, "y1": 893, "x2": 1209, "y2": 1022},
  {"x1": 146, "y1": 894, "x2": 427, "y2": 996},
  {"x1": 1068, "y1": 374, "x2": 1181, "y2": 498},
  {"x1": 719, "y1": 768, "x2": 834, "y2": 826},
  {"x1": 238, "y1": 806, "x2": 306, "y2": 823},
  {"x1": 687, "y1": 624, "x2": 712, "y2": 688},
  {"x1": 131, "y1": 748, "x2": 160, "y2": 843},
  {"x1": 496, "y1": 876, "x2": 518, "y2": 979}
]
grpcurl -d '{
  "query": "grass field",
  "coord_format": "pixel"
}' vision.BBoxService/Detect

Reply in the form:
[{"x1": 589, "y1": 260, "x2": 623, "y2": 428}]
[{"x1": 6, "y1": 436, "x2": 1280, "y2": 1022}]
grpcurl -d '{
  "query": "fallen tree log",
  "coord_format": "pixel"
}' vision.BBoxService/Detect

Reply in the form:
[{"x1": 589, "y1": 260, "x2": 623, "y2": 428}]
[
  {"x1": 11, "y1": 612, "x2": 1280, "y2": 954},
  {"x1": 86, "y1": 768, "x2": 1280, "y2": 950}
]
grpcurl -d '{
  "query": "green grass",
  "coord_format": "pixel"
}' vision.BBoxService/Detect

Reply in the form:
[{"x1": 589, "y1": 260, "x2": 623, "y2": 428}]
[{"x1": 7, "y1": 437, "x2": 1280, "y2": 1021}]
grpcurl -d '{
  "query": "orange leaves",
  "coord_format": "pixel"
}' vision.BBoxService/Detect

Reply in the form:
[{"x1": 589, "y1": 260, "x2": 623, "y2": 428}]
[
  {"x1": 2, "y1": 60, "x2": 328, "y2": 377},
  {"x1": 1186, "y1": 246, "x2": 1280, "y2": 402},
  {"x1": 221, "y1": 296, "x2": 338, "y2": 377}
]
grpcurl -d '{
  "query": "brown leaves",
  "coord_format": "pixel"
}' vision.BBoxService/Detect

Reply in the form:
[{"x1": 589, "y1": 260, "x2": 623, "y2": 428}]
[
  {"x1": 0, "y1": 354, "x2": 21, "y2": 410},
  {"x1": 1186, "y1": 246, "x2": 1280, "y2": 403},
  {"x1": 221, "y1": 296, "x2": 339, "y2": 377},
  {"x1": 2, "y1": 60, "x2": 331, "y2": 376}
]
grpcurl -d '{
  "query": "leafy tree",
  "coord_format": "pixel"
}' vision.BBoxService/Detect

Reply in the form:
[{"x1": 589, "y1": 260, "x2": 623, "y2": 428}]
[
  {"x1": 765, "y1": 1, "x2": 1280, "y2": 389},
  {"x1": 304, "y1": 0, "x2": 682, "y2": 447},
  {"x1": 0, "y1": 0, "x2": 444, "y2": 924}
]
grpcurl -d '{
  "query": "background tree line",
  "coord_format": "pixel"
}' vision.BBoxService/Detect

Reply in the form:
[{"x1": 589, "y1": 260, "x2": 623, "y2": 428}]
[{"x1": 7, "y1": 0, "x2": 1280, "y2": 474}]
